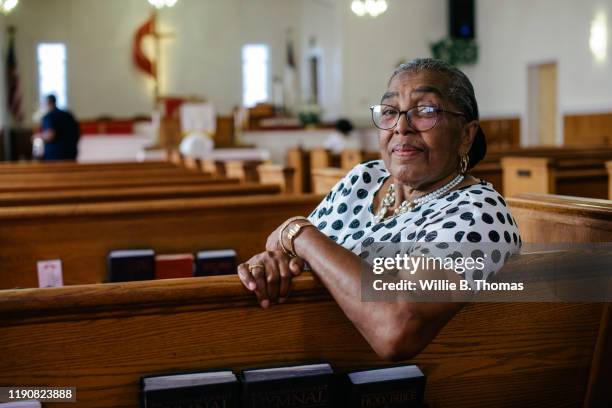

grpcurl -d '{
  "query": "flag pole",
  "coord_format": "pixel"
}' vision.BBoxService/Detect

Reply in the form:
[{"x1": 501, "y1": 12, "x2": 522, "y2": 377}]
[{"x1": 3, "y1": 26, "x2": 16, "y2": 161}]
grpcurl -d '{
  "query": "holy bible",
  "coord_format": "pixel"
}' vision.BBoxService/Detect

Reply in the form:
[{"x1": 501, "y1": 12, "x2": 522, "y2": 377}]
[
  {"x1": 346, "y1": 365, "x2": 426, "y2": 407},
  {"x1": 195, "y1": 249, "x2": 237, "y2": 276},
  {"x1": 107, "y1": 249, "x2": 155, "y2": 282},
  {"x1": 140, "y1": 370, "x2": 240, "y2": 408},
  {"x1": 241, "y1": 362, "x2": 335, "y2": 408}
]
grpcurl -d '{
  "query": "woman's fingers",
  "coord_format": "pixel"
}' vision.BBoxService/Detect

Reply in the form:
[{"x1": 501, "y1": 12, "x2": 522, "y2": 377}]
[
  {"x1": 246, "y1": 255, "x2": 270, "y2": 309},
  {"x1": 237, "y1": 262, "x2": 256, "y2": 291},
  {"x1": 277, "y1": 255, "x2": 292, "y2": 303},
  {"x1": 263, "y1": 252, "x2": 281, "y2": 305},
  {"x1": 289, "y1": 257, "x2": 305, "y2": 276},
  {"x1": 238, "y1": 251, "x2": 305, "y2": 308}
]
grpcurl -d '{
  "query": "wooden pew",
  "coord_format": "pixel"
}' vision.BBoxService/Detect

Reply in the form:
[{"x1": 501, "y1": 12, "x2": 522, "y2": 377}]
[
  {"x1": 256, "y1": 163, "x2": 295, "y2": 193},
  {"x1": 223, "y1": 160, "x2": 262, "y2": 183},
  {"x1": 0, "y1": 194, "x2": 609, "y2": 408},
  {"x1": 501, "y1": 156, "x2": 609, "y2": 198},
  {"x1": 287, "y1": 147, "x2": 310, "y2": 193},
  {"x1": 0, "y1": 167, "x2": 200, "y2": 183},
  {"x1": 0, "y1": 160, "x2": 176, "y2": 174},
  {"x1": 0, "y1": 183, "x2": 281, "y2": 207},
  {"x1": 506, "y1": 193, "x2": 612, "y2": 242},
  {"x1": 311, "y1": 167, "x2": 348, "y2": 194},
  {"x1": 0, "y1": 194, "x2": 323, "y2": 289},
  {"x1": 0, "y1": 173, "x2": 236, "y2": 193},
  {"x1": 607, "y1": 161, "x2": 612, "y2": 199}
]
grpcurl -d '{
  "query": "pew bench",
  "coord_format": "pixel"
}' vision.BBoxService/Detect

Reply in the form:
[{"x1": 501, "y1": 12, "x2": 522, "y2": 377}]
[
  {"x1": 0, "y1": 173, "x2": 236, "y2": 193},
  {"x1": 256, "y1": 163, "x2": 295, "y2": 193},
  {"x1": 0, "y1": 183, "x2": 281, "y2": 207},
  {"x1": 0, "y1": 194, "x2": 610, "y2": 407},
  {"x1": 501, "y1": 156, "x2": 609, "y2": 199},
  {"x1": 606, "y1": 160, "x2": 612, "y2": 199},
  {"x1": 0, "y1": 160, "x2": 176, "y2": 174}
]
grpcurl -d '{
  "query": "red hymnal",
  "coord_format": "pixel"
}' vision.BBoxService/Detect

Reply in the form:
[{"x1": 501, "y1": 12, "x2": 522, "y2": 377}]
[{"x1": 155, "y1": 254, "x2": 195, "y2": 279}]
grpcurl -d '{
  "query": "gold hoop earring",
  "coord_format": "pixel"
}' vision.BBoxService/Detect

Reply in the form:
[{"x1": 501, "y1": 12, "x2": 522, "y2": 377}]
[{"x1": 460, "y1": 155, "x2": 469, "y2": 174}]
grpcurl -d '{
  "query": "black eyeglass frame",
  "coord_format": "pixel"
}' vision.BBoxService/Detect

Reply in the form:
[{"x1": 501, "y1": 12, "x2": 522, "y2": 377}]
[{"x1": 369, "y1": 104, "x2": 467, "y2": 131}]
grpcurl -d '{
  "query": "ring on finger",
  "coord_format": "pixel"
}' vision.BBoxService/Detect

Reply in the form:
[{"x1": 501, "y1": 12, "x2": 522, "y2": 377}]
[{"x1": 248, "y1": 263, "x2": 265, "y2": 272}]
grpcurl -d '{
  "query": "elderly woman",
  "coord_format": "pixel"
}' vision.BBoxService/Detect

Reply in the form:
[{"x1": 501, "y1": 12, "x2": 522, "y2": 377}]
[{"x1": 237, "y1": 58, "x2": 521, "y2": 361}]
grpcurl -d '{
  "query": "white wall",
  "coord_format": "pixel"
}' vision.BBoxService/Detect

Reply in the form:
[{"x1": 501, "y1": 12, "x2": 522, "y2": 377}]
[
  {"x1": 339, "y1": 0, "x2": 447, "y2": 122},
  {"x1": 464, "y1": 0, "x2": 612, "y2": 143}
]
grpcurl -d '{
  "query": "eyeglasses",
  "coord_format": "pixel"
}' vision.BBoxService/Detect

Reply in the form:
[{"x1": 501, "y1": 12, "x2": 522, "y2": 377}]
[{"x1": 370, "y1": 104, "x2": 466, "y2": 131}]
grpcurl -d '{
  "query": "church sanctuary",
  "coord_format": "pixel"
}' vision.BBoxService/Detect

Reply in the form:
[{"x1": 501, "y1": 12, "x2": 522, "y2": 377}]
[{"x1": 1, "y1": 0, "x2": 612, "y2": 407}]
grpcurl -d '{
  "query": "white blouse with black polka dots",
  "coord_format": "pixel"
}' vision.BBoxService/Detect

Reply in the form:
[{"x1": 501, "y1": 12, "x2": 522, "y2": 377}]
[{"x1": 307, "y1": 160, "x2": 522, "y2": 283}]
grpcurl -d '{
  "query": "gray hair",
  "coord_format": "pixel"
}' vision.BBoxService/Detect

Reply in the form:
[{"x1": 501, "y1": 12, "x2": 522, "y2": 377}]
[{"x1": 389, "y1": 58, "x2": 479, "y2": 122}]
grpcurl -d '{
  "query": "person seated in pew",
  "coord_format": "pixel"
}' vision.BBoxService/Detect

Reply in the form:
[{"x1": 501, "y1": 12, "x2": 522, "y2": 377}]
[
  {"x1": 323, "y1": 118, "x2": 363, "y2": 154},
  {"x1": 237, "y1": 58, "x2": 522, "y2": 360}
]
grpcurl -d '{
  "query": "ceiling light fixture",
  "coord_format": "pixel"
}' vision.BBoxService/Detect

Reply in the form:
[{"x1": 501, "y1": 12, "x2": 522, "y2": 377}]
[
  {"x1": 147, "y1": 0, "x2": 178, "y2": 9},
  {"x1": 351, "y1": 0, "x2": 388, "y2": 18}
]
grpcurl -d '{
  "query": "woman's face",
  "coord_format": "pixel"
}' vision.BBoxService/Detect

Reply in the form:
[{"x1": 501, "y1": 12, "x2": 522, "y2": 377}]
[{"x1": 378, "y1": 70, "x2": 473, "y2": 189}]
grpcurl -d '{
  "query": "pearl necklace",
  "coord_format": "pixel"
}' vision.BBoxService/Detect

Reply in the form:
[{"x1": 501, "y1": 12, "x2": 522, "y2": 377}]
[{"x1": 373, "y1": 174, "x2": 464, "y2": 224}]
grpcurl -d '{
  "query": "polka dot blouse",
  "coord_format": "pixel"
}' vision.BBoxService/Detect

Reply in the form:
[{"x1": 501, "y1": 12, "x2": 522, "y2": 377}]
[{"x1": 307, "y1": 160, "x2": 522, "y2": 283}]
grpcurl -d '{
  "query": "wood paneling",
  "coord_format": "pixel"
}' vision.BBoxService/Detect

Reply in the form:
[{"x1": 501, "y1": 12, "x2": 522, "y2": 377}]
[
  {"x1": 564, "y1": 112, "x2": 612, "y2": 146},
  {"x1": 480, "y1": 117, "x2": 521, "y2": 149}
]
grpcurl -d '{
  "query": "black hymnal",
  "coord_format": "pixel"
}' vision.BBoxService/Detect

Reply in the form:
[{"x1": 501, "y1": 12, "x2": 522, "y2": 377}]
[
  {"x1": 195, "y1": 249, "x2": 237, "y2": 276},
  {"x1": 107, "y1": 249, "x2": 155, "y2": 282},
  {"x1": 241, "y1": 362, "x2": 334, "y2": 408},
  {"x1": 346, "y1": 365, "x2": 426, "y2": 407},
  {"x1": 141, "y1": 370, "x2": 240, "y2": 408}
]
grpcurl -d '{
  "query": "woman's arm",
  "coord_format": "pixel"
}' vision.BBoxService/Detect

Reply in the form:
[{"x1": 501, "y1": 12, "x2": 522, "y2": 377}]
[{"x1": 292, "y1": 226, "x2": 465, "y2": 361}]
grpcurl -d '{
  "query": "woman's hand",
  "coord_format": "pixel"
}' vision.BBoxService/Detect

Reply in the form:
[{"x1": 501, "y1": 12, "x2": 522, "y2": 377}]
[
  {"x1": 265, "y1": 223, "x2": 285, "y2": 252},
  {"x1": 237, "y1": 250, "x2": 305, "y2": 308}
]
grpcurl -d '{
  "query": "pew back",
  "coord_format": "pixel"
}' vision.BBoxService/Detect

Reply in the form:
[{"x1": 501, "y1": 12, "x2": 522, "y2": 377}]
[
  {"x1": 0, "y1": 193, "x2": 610, "y2": 407},
  {"x1": 0, "y1": 195, "x2": 323, "y2": 288},
  {"x1": 0, "y1": 174, "x2": 236, "y2": 193},
  {"x1": 0, "y1": 160, "x2": 175, "y2": 174},
  {"x1": 0, "y1": 183, "x2": 281, "y2": 207},
  {"x1": 501, "y1": 156, "x2": 609, "y2": 199}
]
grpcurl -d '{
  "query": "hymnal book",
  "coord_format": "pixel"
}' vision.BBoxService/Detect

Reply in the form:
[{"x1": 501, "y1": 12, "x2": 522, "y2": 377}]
[
  {"x1": 241, "y1": 362, "x2": 335, "y2": 408},
  {"x1": 155, "y1": 253, "x2": 195, "y2": 279},
  {"x1": 37, "y1": 259, "x2": 63, "y2": 288},
  {"x1": 195, "y1": 249, "x2": 237, "y2": 276},
  {"x1": 141, "y1": 369, "x2": 240, "y2": 408},
  {"x1": 107, "y1": 249, "x2": 155, "y2": 282},
  {"x1": 346, "y1": 365, "x2": 426, "y2": 407}
]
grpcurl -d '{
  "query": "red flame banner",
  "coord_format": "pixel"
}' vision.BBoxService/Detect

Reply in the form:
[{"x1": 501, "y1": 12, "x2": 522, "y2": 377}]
[{"x1": 132, "y1": 14, "x2": 157, "y2": 78}]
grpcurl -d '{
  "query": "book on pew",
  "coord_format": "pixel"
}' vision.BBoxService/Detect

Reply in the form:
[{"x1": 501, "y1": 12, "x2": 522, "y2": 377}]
[
  {"x1": 107, "y1": 249, "x2": 155, "y2": 282},
  {"x1": 141, "y1": 369, "x2": 240, "y2": 408},
  {"x1": 155, "y1": 253, "x2": 195, "y2": 279},
  {"x1": 241, "y1": 362, "x2": 335, "y2": 408},
  {"x1": 195, "y1": 249, "x2": 237, "y2": 276},
  {"x1": 345, "y1": 365, "x2": 426, "y2": 408}
]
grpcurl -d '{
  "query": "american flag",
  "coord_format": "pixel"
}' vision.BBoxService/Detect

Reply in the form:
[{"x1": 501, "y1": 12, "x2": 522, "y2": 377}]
[{"x1": 6, "y1": 26, "x2": 23, "y2": 124}]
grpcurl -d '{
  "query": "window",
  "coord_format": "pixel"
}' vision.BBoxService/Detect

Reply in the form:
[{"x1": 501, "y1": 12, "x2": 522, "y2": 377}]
[
  {"x1": 37, "y1": 43, "x2": 67, "y2": 108},
  {"x1": 242, "y1": 44, "x2": 269, "y2": 108}
]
